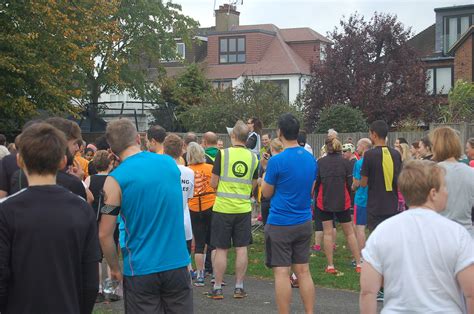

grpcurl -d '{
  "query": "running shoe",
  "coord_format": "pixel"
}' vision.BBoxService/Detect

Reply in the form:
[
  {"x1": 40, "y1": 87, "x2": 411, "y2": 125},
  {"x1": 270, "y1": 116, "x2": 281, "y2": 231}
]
[
  {"x1": 104, "y1": 293, "x2": 121, "y2": 302},
  {"x1": 207, "y1": 288, "x2": 224, "y2": 300},
  {"x1": 311, "y1": 245, "x2": 321, "y2": 252},
  {"x1": 190, "y1": 270, "x2": 197, "y2": 280},
  {"x1": 233, "y1": 288, "x2": 248, "y2": 299},
  {"x1": 351, "y1": 260, "x2": 357, "y2": 268},
  {"x1": 376, "y1": 290, "x2": 384, "y2": 302},
  {"x1": 355, "y1": 265, "x2": 362, "y2": 273},
  {"x1": 194, "y1": 277, "x2": 205, "y2": 287},
  {"x1": 325, "y1": 266, "x2": 337, "y2": 274}
]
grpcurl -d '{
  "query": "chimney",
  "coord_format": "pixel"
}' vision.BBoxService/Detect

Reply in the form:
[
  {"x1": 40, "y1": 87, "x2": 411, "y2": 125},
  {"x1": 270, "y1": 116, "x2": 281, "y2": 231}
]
[{"x1": 215, "y1": 4, "x2": 240, "y2": 32}]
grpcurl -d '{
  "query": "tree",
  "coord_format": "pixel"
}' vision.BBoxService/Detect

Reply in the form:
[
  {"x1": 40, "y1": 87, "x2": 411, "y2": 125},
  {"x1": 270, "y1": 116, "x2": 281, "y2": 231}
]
[
  {"x1": 302, "y1": 13, "x2": 436, "y2": 131},
  {"x1": 81, "y1": 1, "x2": 199, "y2": 106},
  {"x1": 439, "y1": 80, "x2": 474, "y2": 123},
  {"x1": 0, "y1": 1, "x2": 115, "y2": 132},
  {"x1": 315, "y1": 104, "x2": 367, "y2": 133},
  {"x1": 178, "y1": 79, "x2": 302, "y2": 133}
]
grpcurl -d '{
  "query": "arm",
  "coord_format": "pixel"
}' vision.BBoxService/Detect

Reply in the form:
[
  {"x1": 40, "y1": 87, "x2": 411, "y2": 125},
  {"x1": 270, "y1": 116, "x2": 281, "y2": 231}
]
[
  {"x1": 0, "y1": 209, "x2": 11, "y2": 312},
  {"x1": 210, "y1": 174, "x2": 219, "y2": 190},
  {"x1": 457, "y1": 265, "x2": 474, "y2": 314},
  {"x1": 352, "y1": 178, "x2": 360, "y2": 191},
  {"x1": 359, "y1": 262, "x2": 383, "y2": 314},
  {"x1": 85, "y1": 187, "x2": 94, "y2": 205},
  {"x1": 98, "y1": 176, "x2": 122, "y2": 281},
  {"x1": 261, "y1": 175, "x2": 274, "y2": 199},
  {"x1": 84, "y1": 176, "x2": 91, "y2": 188},
  {"x1": 360, "y1": 176, "x2": 368, "y2": 188}
]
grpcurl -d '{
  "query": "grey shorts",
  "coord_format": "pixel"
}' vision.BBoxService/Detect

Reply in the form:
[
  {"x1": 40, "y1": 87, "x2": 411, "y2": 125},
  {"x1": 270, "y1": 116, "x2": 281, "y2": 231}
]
[
  {"x1": 123, "y1": 267, "x2": 192, "y2": 314},
  {"x1": 210, "y1": 212, "x2": 252, "y2": 249},
  {"x1": 264, "y1": 220, "x2": 313, "y2": 268}
]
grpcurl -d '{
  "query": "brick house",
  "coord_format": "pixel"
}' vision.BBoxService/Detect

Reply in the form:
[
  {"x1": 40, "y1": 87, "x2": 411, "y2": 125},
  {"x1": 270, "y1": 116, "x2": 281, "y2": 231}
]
[
  {"x1": 95, "y1": 4, "x2": 330, "y2": 129},
  {"x1": 409, "y1": 4, "x2": 474, "y2": 95},
  {"x1": 203, "y1": 4, "x2": 330, "y2": 103}
]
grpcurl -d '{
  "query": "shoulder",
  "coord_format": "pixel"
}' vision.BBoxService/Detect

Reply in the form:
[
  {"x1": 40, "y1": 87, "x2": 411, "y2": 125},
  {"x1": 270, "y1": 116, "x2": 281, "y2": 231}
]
[{"x1": 0, "y1": 188, "x2": 29, "y2": 206}]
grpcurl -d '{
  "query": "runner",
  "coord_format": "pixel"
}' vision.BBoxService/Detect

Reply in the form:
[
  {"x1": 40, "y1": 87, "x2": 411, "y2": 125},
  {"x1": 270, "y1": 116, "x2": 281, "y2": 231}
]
[
  {"x1": 258, "y1": 138, "x2": 284, "y2": 225},
  {"x1": 394, "y1": 137, "x2": 408, "y2": 149},
  {"x1": 319, "y1": 128, "x2": 338, "y2": 158},
  {"x1": 217, "y1": 139, "x2": 224, "y2": 150},
  {"x1": 246, "y1": 117, "x2": 262, "y2": 156},
  {"x1": 352, "y1": 138, "x2": 372, "y2": 254},
  {"x1": 410, "y1": 141, "x2": 420, "y2": 159},
  {"x1": 208, "y1": 120, "x2": 259, "y2": 300},
  {"x1": 315, "y1": 138, "x2": 361, "y2": 274},
  {"x1": 297, "y1": 131, "x2": 314, "y2": 156},
  {"x1": 360, "y1": 160, "x2": 474, "y2": 313},
  {"x1": 164, "y1": 134, "x2": 195, "y2": 269},
  {"x1": 99, "y1": 119, "x2": 192, "y2": 313},
  {"x1": 84, "y1": 150, "x2": 117, "y2": 303},
  {"x1": 260, "y1": 133, "x2": 271, "y2": 157},
  {"x1": 202, "y1": 131, "x2": 219, "y2": 164},
  {"x1": 75, "y1": 140, "x2": 90, "y2": 178},
  {"x1": 418, "y1": 136, "x2": 433, "y2": 160},
  {"x1": 466, "y1": 138, "x2": 474, "y2": 167},
  {"x1": 431, "y1": 127, "x2": 474, "y2": 238},
  {"x1": 0, "y1": 123, "x2": 100, "y2": 313},
  {"x1": 360, "y1": 120, "x2": 402, "y2": 301},
  {"x1": 187, "y1": 142, "x2": 216, "y2": 287},
  {"x1": 146, "y1": 125, "x2": 166, "y2": 154},
  {"x1": 262, "y1": 113, "x2": 317, "y2": 314}
]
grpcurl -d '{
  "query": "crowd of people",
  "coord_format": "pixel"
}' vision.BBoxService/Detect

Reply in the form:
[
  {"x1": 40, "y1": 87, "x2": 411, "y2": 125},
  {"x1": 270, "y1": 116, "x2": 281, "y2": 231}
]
[{"x1": 0, "y1": 114, "x2": 472, "y2": 314}]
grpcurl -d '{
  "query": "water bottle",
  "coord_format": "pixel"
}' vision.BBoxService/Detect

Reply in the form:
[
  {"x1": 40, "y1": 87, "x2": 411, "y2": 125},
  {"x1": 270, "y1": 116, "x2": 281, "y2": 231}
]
[{"x1": 103, "y1": 278, "x2": 122, "y2": 299}]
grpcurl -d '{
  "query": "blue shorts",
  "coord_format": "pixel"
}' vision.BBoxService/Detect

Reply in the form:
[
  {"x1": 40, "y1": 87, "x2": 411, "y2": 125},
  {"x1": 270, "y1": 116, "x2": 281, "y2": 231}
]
[{"x1": 354, "y1": 205, "x2": 367, "y2": 226}]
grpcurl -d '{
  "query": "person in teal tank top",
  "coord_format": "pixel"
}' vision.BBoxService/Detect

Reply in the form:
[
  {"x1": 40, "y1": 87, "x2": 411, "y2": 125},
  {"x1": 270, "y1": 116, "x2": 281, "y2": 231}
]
[{"x1": 99, "y1": 119, "x2": 192, "y2": 313}]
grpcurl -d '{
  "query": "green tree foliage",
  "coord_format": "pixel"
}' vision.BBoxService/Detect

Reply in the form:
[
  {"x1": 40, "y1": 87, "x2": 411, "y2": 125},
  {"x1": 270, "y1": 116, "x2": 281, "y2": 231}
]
[
  {"x1": 315, "y1": 104, "x2": 367, "y2": 133},
  {"x1": 178, "y1": 79, "x2": 302, "y2": 133},
  {"x1": 0, "y1": 1, "x2": 115, "y2": 131},
  {"x1": 439, "y1": 80, "x2": 474, "y2": 123}
]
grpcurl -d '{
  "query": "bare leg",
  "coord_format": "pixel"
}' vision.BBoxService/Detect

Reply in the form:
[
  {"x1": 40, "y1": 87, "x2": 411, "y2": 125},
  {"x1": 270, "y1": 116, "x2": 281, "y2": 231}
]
[
  {"x1": 235, "y1": 246, "x2": 248, "y2": 286},
  {"x1": 323, "y1": 221, "x2": 334, "y2": 266},
  {"x1": 195, "y1": 253, "x2": 205, "y2": 273},
  {"x1": 273, "y1": 266, "x2": 291, "y2": 314},
  {"x1": 213, "y1": 248, "x2": 228, "y2": 286},
  {"x1": 356, "y1": 225, "x2": 366, "y2": 253},
  {"x1": 332, "y1": 227, "x2": 337, "y2": 247},
  {"x1": 293, "y1": 263, "x2": 315, "y2": 314},
  {"x1": 314, "y1": 231, "x2": 323, "y2": 247},
  {"x1": 341, "y1": 222, "x2": 361, "y2": 263}
]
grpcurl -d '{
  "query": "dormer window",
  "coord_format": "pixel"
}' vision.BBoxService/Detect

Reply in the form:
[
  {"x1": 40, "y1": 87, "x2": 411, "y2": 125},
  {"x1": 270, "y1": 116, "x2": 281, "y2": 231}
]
[
  {"x1": 444, "y1": 15, "x2": 473, "y2": 51},
  {"x1": 219, "y1": 37, "x2": 246, "y2": 64}
]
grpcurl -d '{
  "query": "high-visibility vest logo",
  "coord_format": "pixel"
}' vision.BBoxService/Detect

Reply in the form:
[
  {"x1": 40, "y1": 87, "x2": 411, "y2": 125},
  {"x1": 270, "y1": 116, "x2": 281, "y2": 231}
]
[{"x1": 232, "y1": 161, "x2": 248, "y2": 178}]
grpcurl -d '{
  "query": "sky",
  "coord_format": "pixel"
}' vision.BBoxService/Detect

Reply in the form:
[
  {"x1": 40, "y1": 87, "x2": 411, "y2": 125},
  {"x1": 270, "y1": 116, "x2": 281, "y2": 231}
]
[{"x1": 174, "y1": 0, "x2": 473, "y2": 37}]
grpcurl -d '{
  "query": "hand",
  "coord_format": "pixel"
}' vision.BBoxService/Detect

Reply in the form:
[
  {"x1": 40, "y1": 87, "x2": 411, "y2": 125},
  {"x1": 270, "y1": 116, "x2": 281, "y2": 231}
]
[{"x1": 109, "y1": 268, "x2": 123, "y2": 282}]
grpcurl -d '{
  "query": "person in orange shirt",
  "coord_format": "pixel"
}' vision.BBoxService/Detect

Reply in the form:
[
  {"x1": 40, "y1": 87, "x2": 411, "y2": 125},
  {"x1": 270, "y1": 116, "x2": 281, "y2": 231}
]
[
  {"x1": 186, "y1": 142, "x2": 216, "y2": 287},
  {"x1": 74, "y1": 140, "x2": 89, "y2": 178}
]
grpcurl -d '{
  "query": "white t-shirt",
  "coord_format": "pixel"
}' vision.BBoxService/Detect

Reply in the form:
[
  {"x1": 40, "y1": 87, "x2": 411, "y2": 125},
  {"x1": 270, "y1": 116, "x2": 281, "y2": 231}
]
[
  {"x1": 178, "y1": 165, "x2": 194, "y2": 241},
  {"x1": 304, "y1": 143, "x2": 313, "y2": 156},
  {"x1": 362, "y1": 208, "x2": 474, "y2": 314}
]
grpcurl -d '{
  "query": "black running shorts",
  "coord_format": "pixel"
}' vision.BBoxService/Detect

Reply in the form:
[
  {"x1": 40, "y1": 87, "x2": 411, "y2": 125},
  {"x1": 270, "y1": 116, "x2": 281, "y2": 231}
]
[{"x1": 210, "y1": 212, "x2": 251, "y2": 249}]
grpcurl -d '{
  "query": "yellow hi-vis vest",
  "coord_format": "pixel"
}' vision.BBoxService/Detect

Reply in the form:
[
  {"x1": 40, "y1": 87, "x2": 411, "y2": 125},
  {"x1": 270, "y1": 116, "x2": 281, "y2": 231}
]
[{"x1": 213, "y1": 147, "x2": 258, "y2": 214}]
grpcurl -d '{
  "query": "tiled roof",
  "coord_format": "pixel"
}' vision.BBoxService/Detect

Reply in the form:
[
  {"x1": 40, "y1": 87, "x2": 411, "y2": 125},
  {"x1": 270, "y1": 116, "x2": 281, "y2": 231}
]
[
  {"x1": 205, "y1": 28, "x2": 312, "y2": 80},
  {"x1": 280, "y1": 28, "x2": 331, "y2": 43},
  {"x1": 408, "y1": 24, "x2": 436, "y2": 58}
]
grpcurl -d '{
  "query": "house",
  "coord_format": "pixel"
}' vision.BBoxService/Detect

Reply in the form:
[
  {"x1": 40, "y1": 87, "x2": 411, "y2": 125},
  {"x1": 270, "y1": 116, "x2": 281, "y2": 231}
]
[
  {"x1": 409, "y1": 4, "x2": 474, "y2": 95},
  {"x1": 93, "y1": 4, "x2": 330, "y2": 130},
  {"x1": 204, "y1": 4, "x2": 330, "y2": 103}
]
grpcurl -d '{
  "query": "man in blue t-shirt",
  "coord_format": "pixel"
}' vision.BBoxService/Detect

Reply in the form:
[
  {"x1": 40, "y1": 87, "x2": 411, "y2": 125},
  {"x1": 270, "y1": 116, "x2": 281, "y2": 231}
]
[
  {"x1": 352, "y1": 138, "x2": 372, "y2": 255},
  {"x1": 262, "y1": 113, "x2": 317, "y2": 314},
  {"x1": 99, "y1": 119, "x2": 192, "y2": 313}
]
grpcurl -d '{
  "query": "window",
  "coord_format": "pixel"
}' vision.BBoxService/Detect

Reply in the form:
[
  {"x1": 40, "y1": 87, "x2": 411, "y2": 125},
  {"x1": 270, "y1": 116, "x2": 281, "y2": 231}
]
[
  {"x1": 219, "y1": 37, "x2": 245, "y2": 64},
  {"x1": 444, "y1": 15, "x2": 473, "y2": 51},
  {"x1": 212, "y1": 80, "x2": 232, "y2": 90},
  {"x1": 176, "y1": 43, "x2": 185, "y2": 59},
  {"x1": 426, "y1": 67, "x2": 452, "y2": 95},
  {"x1": 261, "y1": 80, "x2": 290, "y2": 103}
]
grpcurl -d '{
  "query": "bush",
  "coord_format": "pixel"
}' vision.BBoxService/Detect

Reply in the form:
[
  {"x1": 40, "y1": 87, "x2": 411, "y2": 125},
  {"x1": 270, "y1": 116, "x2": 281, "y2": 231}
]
[{"x1": 315, "y1": 104, "x2": 367, "y2": 133}]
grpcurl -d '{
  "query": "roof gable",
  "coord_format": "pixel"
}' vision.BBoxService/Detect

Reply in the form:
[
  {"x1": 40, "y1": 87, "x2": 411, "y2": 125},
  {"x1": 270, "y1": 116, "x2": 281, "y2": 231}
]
[{"x1": 449, "y1": 25, "x2": 474, "y2": 54}]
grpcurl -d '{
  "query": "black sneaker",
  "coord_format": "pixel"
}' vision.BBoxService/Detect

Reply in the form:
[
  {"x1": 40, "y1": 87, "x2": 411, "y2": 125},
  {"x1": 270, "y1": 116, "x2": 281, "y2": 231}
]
[
  {"x1": 233, "y1": 288, "x2": 247, "y2": 299},
  {"x1": 207, "y1": 288, "x2": 224, "y2": 300},
  {"x1": 376, "y1": 290, "x2": 384, "y2": 302},
  {"x1": 104, "y1": 293, "x2": 121, "y2": 302}
]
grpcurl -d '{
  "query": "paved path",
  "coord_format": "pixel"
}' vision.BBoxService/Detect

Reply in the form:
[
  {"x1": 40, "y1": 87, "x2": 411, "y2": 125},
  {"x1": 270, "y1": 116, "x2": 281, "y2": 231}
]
[{"x1": 94, "y1": 275, "x2": 382, "y2": 313}]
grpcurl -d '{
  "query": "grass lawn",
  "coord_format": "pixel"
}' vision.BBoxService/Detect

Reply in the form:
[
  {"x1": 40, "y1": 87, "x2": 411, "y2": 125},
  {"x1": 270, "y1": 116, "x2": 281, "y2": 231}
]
[{"x1": 224, "y1": 226, "x2": 361, "y2": 291}]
